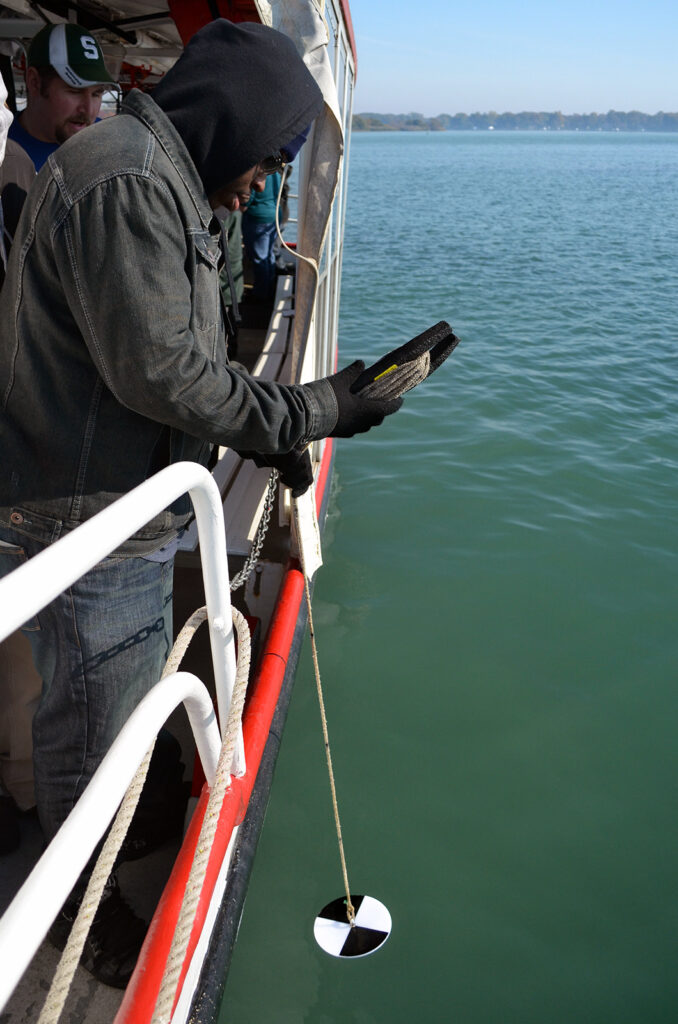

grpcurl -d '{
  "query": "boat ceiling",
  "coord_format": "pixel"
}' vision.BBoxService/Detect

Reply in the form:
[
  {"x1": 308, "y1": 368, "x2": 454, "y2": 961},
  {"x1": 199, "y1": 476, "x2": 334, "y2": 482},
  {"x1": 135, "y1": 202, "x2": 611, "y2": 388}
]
[
  {"x1": 0, "y1": 1, "x2": 185, "y2": 70},
  {"x1": 0, "y1": 1, "x2": 357, "y2": 81}
]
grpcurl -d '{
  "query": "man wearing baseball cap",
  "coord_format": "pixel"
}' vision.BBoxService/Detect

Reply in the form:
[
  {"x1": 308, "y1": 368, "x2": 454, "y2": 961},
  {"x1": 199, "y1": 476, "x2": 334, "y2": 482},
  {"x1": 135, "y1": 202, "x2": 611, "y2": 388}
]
[{"x1": 9, "y1": 22, "x2": 114, "y2": 170}]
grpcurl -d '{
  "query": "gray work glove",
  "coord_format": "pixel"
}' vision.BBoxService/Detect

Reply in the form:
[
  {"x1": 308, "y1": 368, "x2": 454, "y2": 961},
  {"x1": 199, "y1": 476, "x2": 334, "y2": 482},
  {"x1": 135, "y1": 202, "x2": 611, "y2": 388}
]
[
  {"x1": 322, "y1": 360, "x2": 403, "y2": 438},
  {"x1": 238, "y1": 448, "x2": 313, "y2": 498}
]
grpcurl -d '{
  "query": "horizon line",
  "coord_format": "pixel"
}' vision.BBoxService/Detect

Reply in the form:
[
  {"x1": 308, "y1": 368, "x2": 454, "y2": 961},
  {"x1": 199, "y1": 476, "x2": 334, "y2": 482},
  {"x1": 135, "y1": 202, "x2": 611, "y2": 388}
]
[{"x1": 355, "y1": 108, "x2": 677, "y2": 117}]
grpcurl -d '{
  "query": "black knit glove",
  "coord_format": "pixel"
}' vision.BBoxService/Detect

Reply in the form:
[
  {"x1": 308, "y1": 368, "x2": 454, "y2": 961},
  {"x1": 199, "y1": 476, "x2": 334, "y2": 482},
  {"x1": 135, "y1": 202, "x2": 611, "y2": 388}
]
[
  {"x1": 325, "y1": 360, "x2": 403, "y2": 438},
  {"x1": 238, "y1": 448, "x2": 313, "y2": 498}
]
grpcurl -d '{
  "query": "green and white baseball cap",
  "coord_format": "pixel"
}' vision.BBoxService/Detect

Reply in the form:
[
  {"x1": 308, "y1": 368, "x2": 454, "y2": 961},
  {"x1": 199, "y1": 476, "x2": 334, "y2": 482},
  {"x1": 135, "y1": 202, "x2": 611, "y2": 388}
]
[{"x1": 28, "y1": 23, "x2": 114, "y2": 88}]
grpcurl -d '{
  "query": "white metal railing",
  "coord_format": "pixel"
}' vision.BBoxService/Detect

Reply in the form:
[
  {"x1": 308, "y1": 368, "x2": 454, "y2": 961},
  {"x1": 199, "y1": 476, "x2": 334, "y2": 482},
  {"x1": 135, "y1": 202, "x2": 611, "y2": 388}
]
[
  {"x1": 0, "y1": 462, "x2": 243, "y2": 766},
  {"x1": 0, "y1": 463, "x2": 243, "y2": 1011}
]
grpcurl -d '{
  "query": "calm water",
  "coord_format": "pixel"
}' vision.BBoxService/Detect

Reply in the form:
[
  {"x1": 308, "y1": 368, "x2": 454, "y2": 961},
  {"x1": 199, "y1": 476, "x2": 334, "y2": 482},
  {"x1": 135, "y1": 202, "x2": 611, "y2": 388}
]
[{"x1": 221, "y1": 133, "x2": 678, "y2": 1022}]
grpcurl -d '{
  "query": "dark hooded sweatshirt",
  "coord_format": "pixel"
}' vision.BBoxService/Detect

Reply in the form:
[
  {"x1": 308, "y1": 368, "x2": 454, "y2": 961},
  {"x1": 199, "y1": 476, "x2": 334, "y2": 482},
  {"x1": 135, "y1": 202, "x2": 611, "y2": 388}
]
[
  {"x1": 0, "y1": 19, "x2": 336, "y2": 553},
  {"x1": 152, "y1": 18, "x2": 323, "y2": 196}
]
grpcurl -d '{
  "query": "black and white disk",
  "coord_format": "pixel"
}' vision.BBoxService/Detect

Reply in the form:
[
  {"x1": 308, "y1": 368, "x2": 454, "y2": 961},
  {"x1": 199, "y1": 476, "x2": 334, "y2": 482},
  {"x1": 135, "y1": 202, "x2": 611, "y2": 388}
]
[{"x1": 313, "y1": 894, "x2": 391, "y2": 958}]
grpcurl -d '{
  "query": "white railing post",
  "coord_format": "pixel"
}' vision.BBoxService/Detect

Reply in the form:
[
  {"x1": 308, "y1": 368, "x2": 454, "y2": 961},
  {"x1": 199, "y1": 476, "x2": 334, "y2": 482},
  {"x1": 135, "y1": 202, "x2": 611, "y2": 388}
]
[{"x1": 187, "y1": 473, "x2": 243, "y2": 773}]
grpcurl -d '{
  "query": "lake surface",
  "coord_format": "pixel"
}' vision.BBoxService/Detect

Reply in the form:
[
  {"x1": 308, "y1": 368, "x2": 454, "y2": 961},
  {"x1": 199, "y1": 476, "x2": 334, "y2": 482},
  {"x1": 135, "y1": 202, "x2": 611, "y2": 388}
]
[{"x1": 221, "y1": 132, "x2": 678, "y2": 1023}]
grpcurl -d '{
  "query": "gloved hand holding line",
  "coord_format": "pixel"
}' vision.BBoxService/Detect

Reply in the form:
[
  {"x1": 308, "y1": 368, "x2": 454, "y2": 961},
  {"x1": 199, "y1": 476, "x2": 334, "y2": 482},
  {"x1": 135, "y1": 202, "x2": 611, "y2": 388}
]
[
  {"x1": 350, "y1": 320, "x2": 459, "y2": 398},
  {"x1": 321, "y1": 360, "x2": 404, "y2": 438},
  {"x1": 239, "y1": 447, "x2": 313, "y2": 498},
  {"x1": 307, "y1": 320, "x2": 459, "y2": 440},
  {"x1": 245, "y1": 321, "x2": 460, "y2": 495}
]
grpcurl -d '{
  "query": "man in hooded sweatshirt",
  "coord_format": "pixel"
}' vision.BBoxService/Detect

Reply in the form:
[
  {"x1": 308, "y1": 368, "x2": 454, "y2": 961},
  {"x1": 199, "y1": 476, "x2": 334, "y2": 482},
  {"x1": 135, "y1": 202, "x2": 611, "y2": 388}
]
[{"x1": 0, "y1": 19, "x2": 401, "y2": 987}]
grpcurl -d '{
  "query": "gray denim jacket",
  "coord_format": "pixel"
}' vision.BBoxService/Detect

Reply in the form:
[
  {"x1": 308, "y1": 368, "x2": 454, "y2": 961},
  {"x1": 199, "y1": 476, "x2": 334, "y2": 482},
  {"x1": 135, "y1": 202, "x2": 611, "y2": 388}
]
[{"x1": 0, "y1": 91, "x2": 336, "y2": 553}]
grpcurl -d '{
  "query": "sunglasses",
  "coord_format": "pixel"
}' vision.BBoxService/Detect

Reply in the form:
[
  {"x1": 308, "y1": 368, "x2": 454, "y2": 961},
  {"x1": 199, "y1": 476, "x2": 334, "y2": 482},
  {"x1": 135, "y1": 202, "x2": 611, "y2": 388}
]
[{"x1": 258, "y1": 151, "x2": 287, "y2": 176}]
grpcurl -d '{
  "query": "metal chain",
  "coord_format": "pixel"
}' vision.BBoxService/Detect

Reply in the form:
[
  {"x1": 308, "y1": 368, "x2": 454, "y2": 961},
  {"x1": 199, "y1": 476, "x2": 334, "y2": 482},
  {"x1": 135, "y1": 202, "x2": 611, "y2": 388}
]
[{"x1": 229, "y1": 470, "x2": 279, "y2": 592}]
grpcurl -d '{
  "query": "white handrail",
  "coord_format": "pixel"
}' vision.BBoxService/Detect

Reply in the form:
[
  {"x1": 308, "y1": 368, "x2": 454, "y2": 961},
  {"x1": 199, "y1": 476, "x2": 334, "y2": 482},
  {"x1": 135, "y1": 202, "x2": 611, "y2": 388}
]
[
  {"x1": 0, "y1": 463, "x2": 246, "y2": 1012},
  {"x1": 0, "y1": 462, "x2": 243, "y2": 772},
  {"x1": 0, "y1": 671, "x2": 222, "y2": 1013}
]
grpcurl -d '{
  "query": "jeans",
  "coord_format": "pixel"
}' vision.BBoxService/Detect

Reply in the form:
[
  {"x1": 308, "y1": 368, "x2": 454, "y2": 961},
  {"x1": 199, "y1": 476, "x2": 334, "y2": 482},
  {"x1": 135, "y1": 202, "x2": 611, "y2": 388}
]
[
  {"x1": 0, "y1": 526, "x2": 173, "y2": 842},
  {"x1": 242, "y1": 218, "x2": 277, "y2": 299}
]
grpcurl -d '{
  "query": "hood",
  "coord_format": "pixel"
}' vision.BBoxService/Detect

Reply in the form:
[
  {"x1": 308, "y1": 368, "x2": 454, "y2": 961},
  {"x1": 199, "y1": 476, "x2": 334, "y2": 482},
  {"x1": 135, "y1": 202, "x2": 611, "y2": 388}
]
[{"x1": 152, "y1": 18, "x2": 324, "y2": 197}]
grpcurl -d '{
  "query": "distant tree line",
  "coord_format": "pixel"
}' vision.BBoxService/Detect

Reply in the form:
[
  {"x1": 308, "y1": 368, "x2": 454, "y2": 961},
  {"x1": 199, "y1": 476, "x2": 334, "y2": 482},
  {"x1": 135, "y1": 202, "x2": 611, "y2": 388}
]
[{"x1": 352, "y1": 111, "x2": 678, "y2": 132}]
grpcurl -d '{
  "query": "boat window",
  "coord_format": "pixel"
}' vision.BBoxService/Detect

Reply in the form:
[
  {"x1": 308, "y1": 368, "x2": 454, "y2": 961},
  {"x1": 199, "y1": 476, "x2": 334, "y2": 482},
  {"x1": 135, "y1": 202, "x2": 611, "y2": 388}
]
[{"x1": 326, "y1": 4, "x2": 338, "y2": 77}]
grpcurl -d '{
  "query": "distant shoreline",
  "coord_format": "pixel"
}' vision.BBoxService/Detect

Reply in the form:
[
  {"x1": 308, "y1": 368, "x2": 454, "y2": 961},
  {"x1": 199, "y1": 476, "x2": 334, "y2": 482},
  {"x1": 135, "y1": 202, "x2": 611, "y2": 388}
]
[{"x1": 353, "y1": 111, "x2": 678, "y2": 133}]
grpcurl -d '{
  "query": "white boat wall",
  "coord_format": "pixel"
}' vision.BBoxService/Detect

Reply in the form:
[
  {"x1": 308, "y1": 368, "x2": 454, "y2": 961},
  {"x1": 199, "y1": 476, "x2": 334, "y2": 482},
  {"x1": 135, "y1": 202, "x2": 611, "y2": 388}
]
[{"x1": 0, "y1": 1, "x2": 357, "y2": 1021}]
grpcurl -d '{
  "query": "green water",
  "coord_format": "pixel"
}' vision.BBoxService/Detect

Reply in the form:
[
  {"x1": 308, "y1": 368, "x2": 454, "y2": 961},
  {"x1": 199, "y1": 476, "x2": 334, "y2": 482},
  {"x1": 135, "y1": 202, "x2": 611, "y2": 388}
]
[{"x1": 221, "y1": 133, "x2": 678, "y2": 1022}]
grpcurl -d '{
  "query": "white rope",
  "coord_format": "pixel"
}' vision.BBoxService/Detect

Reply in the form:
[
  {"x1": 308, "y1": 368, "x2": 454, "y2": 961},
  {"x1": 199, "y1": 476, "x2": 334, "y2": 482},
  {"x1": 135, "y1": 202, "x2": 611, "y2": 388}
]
[
  {"x1": 151, "y1": 606, "x2": 251, "y2": 1024},
  {"x1": 302, "y1": 573, "x2": 355, "y2": 926},
  {"x1": 36, "y1": 605, "x2": 247, "y2": 1024},
  {"x1": 275, "y1": 167, "x2": 320, "y2": 288},
  {"x1": 36, "y1": 744, "x2": 155, "y2": 1024},
  {"x1": 292, "y1": 491, "x2": 355, "y2": 926}
]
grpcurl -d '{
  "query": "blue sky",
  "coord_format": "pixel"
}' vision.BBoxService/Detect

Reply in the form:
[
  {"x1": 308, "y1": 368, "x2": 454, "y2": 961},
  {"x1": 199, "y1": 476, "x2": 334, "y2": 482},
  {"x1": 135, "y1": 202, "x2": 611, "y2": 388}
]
[{"x1": 348, "y1": 0, "x2": 677, "y2": 115}]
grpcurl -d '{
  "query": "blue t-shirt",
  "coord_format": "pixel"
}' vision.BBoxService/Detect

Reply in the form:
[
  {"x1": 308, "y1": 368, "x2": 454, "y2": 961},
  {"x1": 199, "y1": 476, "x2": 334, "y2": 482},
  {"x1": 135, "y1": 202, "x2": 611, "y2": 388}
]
[{"x1": 8, "y1": 118, "x2": 59, "y2": 171}]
